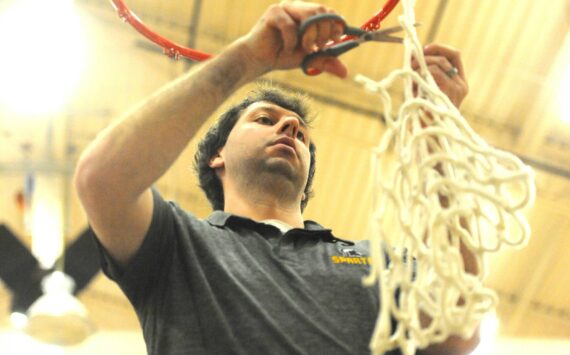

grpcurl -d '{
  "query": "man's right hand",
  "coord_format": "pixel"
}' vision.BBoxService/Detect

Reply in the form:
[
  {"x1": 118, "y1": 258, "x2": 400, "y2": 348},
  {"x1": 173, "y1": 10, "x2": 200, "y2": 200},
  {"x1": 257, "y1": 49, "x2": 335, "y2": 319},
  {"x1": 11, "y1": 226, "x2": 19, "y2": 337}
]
[{"x1": 237, "y1": 1, "x2": 348, "y2": 78}]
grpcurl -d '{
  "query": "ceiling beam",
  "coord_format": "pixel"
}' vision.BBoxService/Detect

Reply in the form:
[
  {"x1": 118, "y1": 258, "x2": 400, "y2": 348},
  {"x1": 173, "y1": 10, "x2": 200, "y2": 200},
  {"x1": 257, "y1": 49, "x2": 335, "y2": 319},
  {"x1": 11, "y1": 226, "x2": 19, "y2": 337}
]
[
  {"x1": 425, "y1": 0, "x2": 449, "y2": 43},
  {"x1": 186, "y1": 0, "x2": 203, "y2": 54}
]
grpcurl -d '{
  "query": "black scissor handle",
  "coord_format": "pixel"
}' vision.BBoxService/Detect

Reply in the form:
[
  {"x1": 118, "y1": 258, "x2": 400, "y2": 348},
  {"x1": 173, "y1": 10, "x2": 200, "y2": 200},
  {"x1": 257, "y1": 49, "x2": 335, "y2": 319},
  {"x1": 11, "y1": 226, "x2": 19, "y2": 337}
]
[
  {"x1": 299, "y1": 13, "x2": 367, "y2": 76},
  {"x1": 301, "y1": 41, "x2": 360, "y2": 75},
  {"x1": 298, "y1": 13, "x2": 347, "y2": 38}
]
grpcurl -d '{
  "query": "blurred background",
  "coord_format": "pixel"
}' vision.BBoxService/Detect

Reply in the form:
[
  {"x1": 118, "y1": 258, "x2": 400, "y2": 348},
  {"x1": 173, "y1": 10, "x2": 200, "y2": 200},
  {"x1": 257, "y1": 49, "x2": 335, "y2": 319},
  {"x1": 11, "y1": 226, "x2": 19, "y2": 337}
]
[{"x1": 0, "y1": 0, "x2": 568, "y2": 354}]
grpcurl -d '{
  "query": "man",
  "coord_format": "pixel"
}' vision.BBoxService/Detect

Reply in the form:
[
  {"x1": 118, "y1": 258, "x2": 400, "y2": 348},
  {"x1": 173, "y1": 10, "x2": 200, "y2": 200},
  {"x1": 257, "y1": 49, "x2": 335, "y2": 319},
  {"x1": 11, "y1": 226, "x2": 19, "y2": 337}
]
[{"x1": 75, "y1": 1, "x2": 475, "y2": 354}]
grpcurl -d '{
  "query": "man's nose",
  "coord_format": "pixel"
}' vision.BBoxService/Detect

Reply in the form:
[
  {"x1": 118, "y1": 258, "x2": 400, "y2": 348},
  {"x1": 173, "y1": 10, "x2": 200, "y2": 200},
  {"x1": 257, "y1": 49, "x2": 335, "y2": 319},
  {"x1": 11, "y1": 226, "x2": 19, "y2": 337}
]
[{"x1": 278, "y1": 116, "x2": 300, "y2": 138}]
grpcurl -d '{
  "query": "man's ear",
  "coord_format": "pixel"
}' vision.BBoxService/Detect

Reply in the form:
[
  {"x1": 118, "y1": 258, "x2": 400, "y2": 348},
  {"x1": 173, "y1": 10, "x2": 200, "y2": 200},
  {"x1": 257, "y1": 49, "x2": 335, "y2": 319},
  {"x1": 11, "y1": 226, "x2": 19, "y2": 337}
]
[{"x1": 208, "y1": 150, "x2": 225, "y2": 169}]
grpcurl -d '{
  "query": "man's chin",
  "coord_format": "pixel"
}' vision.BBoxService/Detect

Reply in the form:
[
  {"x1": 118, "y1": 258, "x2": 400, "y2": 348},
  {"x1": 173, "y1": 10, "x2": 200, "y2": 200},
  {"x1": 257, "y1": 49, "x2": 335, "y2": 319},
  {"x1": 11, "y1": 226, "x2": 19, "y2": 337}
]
[{"x1": 262, "y1": 159, "x2": 304, "y2": 185}]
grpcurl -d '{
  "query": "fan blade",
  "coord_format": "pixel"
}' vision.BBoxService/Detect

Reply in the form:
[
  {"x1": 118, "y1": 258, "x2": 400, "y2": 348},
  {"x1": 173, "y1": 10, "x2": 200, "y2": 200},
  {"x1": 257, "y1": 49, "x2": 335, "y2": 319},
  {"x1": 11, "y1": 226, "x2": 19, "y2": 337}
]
[
  {"x1": 0, "y1": 224, "x2": 45, "y2": 312},
  {"x1": 61, "y1": 228, "x2": 101, "y2": 294}
]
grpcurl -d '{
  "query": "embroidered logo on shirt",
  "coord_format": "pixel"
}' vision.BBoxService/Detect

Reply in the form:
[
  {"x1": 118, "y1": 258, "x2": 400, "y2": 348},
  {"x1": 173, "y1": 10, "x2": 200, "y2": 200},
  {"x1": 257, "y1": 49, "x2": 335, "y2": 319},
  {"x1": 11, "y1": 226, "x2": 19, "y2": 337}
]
[
  {"x1": 331, "y1": 255, "x2": 373, "y2": 265},
  {"x1": 338, "y1": 247, "x2": 363, "y2": 257},
  {"x1": 332, "y1": 245, "x2": 372, "y2": 265}
]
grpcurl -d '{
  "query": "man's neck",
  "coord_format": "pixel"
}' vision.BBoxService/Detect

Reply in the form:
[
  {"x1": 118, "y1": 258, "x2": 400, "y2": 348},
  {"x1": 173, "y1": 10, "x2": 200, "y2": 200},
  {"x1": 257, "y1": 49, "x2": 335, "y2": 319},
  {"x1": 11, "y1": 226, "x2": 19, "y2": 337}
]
[{"x1": 223, "y1": 189, "x2": 304, "y2": 228}]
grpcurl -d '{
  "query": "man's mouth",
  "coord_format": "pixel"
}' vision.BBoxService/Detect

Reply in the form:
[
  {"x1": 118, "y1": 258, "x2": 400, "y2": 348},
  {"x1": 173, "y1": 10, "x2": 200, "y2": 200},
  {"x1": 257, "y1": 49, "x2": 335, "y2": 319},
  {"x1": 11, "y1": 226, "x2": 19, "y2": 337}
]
[{"x1": 271, "y1": 137, "x2": 297, "y2": 154}]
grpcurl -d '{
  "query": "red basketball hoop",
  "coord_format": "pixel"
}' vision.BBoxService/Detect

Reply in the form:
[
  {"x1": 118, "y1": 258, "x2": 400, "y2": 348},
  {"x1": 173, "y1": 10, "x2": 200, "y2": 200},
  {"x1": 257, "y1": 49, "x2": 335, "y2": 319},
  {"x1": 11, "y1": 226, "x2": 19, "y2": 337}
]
[
  {"x1": 110, "y1": 0, "x2": 212, "y2": 61},
  {"x1": 110, "y1": 0, "x2": 400, "y2": 62},
  {"x1": 361, "y1": 0, "x2": 400, "y2": 31}
]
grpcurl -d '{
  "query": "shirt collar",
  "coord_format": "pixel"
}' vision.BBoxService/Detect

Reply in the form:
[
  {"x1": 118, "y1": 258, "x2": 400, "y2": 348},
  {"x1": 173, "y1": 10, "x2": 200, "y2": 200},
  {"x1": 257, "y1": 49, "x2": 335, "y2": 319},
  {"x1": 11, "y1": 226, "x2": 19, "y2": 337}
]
[{"x1": 206, "y1": 211, "x2": 354, "y2": 244}]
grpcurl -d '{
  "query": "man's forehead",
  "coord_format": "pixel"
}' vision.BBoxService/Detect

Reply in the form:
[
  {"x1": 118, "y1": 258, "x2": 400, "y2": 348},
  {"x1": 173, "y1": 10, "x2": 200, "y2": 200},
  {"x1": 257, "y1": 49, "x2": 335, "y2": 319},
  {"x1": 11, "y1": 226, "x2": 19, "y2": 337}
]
[{"x1": 242, "y1": 101, "x2": 305, "y2": 126}]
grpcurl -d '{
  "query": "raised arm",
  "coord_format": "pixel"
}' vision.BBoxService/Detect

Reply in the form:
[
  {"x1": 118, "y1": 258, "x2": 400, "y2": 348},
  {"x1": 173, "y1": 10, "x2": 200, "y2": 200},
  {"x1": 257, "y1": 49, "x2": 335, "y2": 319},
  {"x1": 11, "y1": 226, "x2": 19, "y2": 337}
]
[{"x1": 74, "y1": 1, "x2": 346, "y2": 266}]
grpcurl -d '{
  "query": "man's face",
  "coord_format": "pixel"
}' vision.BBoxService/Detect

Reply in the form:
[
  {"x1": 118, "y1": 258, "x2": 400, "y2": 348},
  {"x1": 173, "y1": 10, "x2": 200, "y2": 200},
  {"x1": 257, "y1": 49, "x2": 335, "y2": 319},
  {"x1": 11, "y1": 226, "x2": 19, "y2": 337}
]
[{"x1": 214, "y1": 101, "x2": 312, "y2": 197}]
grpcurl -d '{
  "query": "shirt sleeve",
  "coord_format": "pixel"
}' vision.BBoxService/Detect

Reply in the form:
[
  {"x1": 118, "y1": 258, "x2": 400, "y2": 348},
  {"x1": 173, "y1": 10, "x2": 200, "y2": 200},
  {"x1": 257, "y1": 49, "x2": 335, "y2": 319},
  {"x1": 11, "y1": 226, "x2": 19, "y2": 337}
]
[{"x1": 91, "y1": 188, "x2": 178, "y2": 306}]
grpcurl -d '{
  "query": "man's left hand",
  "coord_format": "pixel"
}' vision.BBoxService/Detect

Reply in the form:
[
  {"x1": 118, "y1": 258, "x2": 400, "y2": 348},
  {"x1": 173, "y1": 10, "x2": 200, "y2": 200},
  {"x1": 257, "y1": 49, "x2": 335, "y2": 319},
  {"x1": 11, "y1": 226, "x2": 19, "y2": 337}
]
[{"x1": 412, "y1": 43, "x2": 469, "y2": 108}]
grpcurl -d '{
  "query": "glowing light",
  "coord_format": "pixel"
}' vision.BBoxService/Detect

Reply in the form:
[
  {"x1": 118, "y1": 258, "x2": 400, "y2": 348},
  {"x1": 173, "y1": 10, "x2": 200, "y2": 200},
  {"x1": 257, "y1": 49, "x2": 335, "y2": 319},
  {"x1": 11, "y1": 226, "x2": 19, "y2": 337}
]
[
  {"x1": 0, "y1": 0, "x2": 87, "y2": 116},
  {"x1": 25, "y1": 271, "x2": 93, "y2": 346},
  {"x1": 30, "y1": 175, "x2": 64, "y2": 269},
  {"x1": 470, "y1": 312, "x2": 499, "y2": 355},
  {"x1": 10, "y1": 312, "x2": 29, "y2": 330}
]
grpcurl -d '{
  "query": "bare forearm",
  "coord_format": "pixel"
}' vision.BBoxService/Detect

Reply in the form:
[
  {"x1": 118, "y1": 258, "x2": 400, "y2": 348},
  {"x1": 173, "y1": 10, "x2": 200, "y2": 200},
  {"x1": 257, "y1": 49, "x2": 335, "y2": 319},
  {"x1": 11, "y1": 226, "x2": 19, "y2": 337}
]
[
  {"x1": 437, "y1": 191, "x2": 478, "y2": 275},
  {"x1": 76, "y1": 40, "x2": 260, "y2": 201}
]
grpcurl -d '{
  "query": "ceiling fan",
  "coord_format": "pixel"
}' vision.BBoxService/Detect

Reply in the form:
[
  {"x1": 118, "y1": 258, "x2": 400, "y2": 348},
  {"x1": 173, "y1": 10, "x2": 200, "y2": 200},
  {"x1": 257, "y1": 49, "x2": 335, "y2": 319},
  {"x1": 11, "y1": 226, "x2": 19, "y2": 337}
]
[{"x1": 0, "y1": 224, "x2": 101, "y2": 345}]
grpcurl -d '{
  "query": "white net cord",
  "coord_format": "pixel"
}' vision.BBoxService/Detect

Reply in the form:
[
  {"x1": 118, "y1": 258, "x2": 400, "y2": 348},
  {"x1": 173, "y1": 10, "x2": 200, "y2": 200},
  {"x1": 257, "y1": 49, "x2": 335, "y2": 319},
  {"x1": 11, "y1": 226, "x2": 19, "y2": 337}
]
[{"x1": 355, "y1": 0, "x2": 536, "y2": 354}]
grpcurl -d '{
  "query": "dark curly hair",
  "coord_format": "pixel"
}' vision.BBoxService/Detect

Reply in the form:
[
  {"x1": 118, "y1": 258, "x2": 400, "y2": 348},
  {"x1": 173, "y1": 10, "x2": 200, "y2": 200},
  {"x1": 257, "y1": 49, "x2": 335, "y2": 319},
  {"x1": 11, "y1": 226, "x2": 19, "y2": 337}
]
[{"x1": 194, "y1": 88, "x2": 316, "y2": 212}]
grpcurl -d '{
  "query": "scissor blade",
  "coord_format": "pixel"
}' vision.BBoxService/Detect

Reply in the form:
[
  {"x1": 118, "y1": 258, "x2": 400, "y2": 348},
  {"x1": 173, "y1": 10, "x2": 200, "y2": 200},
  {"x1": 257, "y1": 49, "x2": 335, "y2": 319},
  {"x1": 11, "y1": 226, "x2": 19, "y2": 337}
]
[
  {"x1": 366, "y1": 33, "x2": 403, "y2": 43},
  {"x1": 364, "y1": 23, "x2": 421, "y2": 43}
]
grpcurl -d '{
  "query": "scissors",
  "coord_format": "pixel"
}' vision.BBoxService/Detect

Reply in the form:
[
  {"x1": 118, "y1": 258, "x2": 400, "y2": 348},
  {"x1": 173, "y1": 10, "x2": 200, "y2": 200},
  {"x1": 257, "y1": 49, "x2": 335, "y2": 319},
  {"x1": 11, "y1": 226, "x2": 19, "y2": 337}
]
[{"x1": 299, "y1": 13, "x2": 410, "y2": 75}]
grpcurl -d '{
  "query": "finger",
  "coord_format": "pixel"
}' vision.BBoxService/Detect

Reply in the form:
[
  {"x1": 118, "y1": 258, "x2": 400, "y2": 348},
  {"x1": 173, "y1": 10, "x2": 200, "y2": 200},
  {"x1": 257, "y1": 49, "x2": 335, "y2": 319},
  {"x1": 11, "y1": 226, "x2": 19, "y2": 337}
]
[
  {"x1": 330, "y1": 21, "x2": 344, "y2": 42},
  {"x1": 425, "y1": 54, "x2": 469, "y2": 101},
  {"x1": 301, "y1": 19, "x2": 341, "y2": 52},
  {"x1": 424, "y1": 56, "x2": 456, "y2": 79},
  {"x1": 411, "y1": 57, "x2": 419, "y2": 70},
  {"x1": 427, "y1": 64, "x2": 452, "y2": 91},
  {"x1": 322, "y1": 57, "x2": 348, "y2": 78},
  {"x1": 427, "y1": 63, "x2": 466, "y2": 107},
  {"x1": 317, "y1": 17, "x2": 345, "y2": 47},
  {"x1": 302, "y1": 24, "x2": 318, "y2": 52},
  {"x1": 316, "y1": 19, "x2": 333, "y2": 48},
  {"x1": 305, "y1": 56, "x2": 347, "y2": 78},
  {"x1": 281, "y1": 1, "x2": 332, "y2": 22},
  {"x1": 412, "y1": 55, "x2": 454, "y2": 75},
  {"x1": 265, "y1": 4, "x2": 299, "y2": 53},
  {"x1": 424, "y1": 43, "x2": 466, "y2": 80},
  {"x1": 280, "y1": 1, "x2": 336, "y2": 51}
]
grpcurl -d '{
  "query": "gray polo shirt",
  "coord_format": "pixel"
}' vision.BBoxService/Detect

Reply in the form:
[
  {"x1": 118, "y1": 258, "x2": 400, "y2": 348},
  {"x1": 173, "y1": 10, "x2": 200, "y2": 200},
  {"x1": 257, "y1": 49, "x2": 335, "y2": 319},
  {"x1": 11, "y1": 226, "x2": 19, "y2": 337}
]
[{"x1": 95, "y1": 189, "x2": 400, "y2": 355}]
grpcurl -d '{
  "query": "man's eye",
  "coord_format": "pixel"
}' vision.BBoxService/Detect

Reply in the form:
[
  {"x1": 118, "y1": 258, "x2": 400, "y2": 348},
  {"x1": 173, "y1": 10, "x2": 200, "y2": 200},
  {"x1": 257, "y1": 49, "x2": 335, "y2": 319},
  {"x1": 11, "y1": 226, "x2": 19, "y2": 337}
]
[
  {"x1": 256, "y1": 116, "x2": 273, "y2": 125},
  {"x1": 296, "y1": 131, "x2": 305, "y2": 141}
]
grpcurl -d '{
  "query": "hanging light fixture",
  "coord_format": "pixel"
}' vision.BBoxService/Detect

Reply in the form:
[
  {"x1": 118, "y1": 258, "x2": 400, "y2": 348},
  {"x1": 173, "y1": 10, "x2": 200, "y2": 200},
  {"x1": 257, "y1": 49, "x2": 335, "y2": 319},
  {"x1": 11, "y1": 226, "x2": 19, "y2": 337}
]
[
  {"x1": 24, "y1": 271, "x2": 94, "y2": 346},
  {"x1": 0, "y1": 223, "x2": 100, "y2": 346}
]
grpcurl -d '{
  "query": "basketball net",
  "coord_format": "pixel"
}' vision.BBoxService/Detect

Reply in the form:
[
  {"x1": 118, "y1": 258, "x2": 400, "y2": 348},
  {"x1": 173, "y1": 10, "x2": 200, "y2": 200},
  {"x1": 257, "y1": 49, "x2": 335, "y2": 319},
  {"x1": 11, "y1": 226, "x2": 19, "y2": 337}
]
[{"x1": 355, "y1": 0, "x2": 535, "y2": 354}]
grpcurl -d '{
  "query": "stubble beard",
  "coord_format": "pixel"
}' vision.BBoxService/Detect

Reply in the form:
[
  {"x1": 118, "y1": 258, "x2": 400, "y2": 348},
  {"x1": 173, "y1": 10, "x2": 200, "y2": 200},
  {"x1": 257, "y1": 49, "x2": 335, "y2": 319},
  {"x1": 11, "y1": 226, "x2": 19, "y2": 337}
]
[{"x1": 238, "y1": 155, "x2": 306, "y2": 203}]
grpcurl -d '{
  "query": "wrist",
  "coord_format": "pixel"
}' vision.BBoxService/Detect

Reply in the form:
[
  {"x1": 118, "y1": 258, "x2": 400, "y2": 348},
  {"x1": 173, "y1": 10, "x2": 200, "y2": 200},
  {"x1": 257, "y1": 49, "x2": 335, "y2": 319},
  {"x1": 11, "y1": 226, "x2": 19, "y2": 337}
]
[{"x1": 222, "y1": 37, "x2": 271, "y2": 83}]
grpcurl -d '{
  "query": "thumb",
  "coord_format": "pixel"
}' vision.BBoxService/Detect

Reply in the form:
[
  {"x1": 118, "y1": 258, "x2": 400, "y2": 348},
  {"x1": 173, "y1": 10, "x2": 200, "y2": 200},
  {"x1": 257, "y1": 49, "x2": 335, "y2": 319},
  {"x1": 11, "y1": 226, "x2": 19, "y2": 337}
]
[
  {"x1": 322, "y1": 57, "x2": 348, "y2": 79},
  {"x1": 307, "y1": 56, "x2": 348, "y2": 78}
]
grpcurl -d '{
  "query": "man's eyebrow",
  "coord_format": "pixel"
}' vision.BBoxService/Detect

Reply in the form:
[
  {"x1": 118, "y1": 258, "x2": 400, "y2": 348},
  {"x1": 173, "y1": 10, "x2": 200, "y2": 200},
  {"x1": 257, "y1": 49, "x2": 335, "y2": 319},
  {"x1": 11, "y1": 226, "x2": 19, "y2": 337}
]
[{"x1": 252, "y1": 105, "x2": 307, "y2": 128}]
